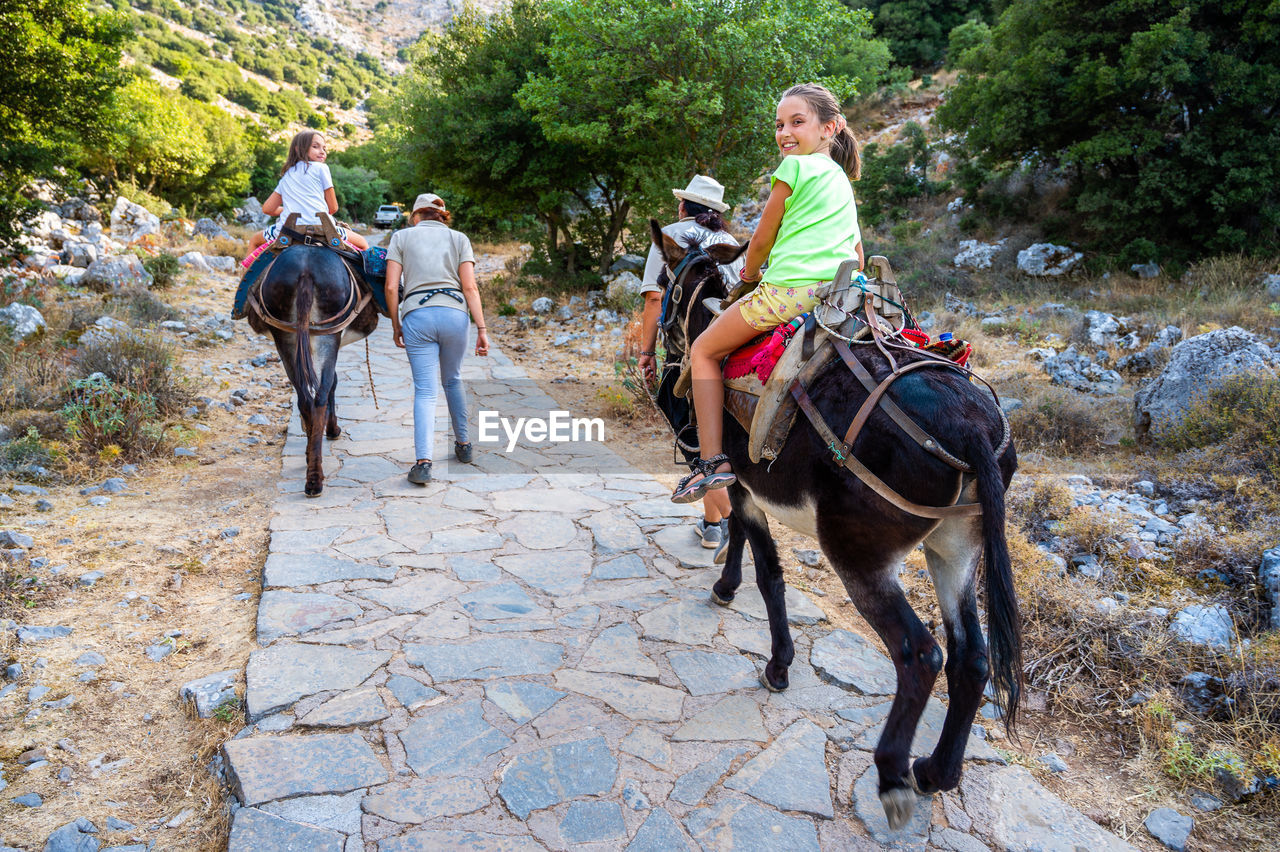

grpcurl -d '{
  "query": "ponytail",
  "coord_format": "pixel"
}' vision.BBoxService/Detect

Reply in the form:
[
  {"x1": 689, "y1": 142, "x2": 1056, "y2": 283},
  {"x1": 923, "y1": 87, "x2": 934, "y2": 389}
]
[{"x1": 830, "y1": 125, "x2": 861, "y2": 180}]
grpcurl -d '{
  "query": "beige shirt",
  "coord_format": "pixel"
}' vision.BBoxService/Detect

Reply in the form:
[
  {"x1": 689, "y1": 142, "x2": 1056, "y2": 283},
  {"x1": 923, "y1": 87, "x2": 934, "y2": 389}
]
[{"x1": 385, "y1": 220, "x2": 475, "y2": 318}]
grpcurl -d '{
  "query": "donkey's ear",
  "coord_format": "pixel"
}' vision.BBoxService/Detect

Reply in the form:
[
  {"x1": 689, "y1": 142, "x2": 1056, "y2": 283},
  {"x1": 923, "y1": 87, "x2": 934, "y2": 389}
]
[
  {"x1": 706, "y1": 238, "x2": 749, "y2": 265},
  {"x1": 650, "y1": 218, "x2": 686, "y2": 268}
]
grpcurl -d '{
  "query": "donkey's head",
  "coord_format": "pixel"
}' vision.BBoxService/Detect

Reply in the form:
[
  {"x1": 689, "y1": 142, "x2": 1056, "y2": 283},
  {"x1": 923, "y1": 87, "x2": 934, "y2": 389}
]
[{"x1": 648, "y1": 218, "x2": 749, "y2": 347}]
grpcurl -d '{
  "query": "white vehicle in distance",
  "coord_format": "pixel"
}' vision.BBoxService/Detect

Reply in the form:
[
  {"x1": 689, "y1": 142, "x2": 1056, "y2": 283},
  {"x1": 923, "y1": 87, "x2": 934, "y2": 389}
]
[{"x1": 374, "y1": 204, "x2": 403, "y2": 227}]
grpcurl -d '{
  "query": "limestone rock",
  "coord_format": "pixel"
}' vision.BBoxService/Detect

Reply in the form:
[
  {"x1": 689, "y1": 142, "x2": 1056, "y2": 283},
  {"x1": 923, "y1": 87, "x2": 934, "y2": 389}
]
[
  {"x1": 953, "y1": 239, "x2": 1005, "y2": 271},
  {"x1": 1017, "y1": 243, "x2": 1083, "y2": 276},
  {"x1": 80, "y1": 256, "x2": 152, "y2": 292},
  {"x1": 1134, "y1": 326, "x2": 1280, "y2": 440},
  {"x1": 0, "y1": 303, "x2": 45, "y2": 341},
  {"x1": 1168, "y1": 604, "x2": 1236, "y2": 651}
]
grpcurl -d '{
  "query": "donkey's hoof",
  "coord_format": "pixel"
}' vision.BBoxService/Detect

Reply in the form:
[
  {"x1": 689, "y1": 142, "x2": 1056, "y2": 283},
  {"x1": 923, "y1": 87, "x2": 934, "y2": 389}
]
[
  {"x1": 879, "y1": 786, "x2": 917, "y2": 831},
  {"x1": 759, "y1": 667, "x2": 789, "y2": 693},
  {"x1": 304, "y1": 484, "x2": 323, "y2": 498},
  {"x1": 326, "y1": 426, "x2": 342, "y2": 439},
  {"x1": 709, "y1": 588, "x2": 734, "y2": 607}
]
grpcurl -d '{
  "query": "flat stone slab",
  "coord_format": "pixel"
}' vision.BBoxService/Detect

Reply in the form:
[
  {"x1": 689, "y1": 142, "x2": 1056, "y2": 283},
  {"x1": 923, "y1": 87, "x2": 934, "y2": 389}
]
[
  {"x1": 263, "y1": 553, "x2": 396, "y2": 587},
  {"x1": 362, "y1": 778, "x2": 489, "y2": 823},
  {"x1": 228, "y1": 807, "x2": 345, "y2": 852},
  {"x1": 302, "y1": 615, "x2": 417, "y2": 646},
  {"x1": 297, "y1": 686, "x2": 389, "y2": 727},
  {"x1": 684, "y1": 798, "x2": 820, "y2": 852},
  {"x1": 555, "y1": 669, "x2": 684, "y2": 722},
  {"x1": 354, "y1": 574, "x2": 465, "y2": 614},
  {"x1": 560, "y1": 800, "x2": 626, "y2": 843},
  {"x1": 668, "y1": 649, "x2": 759, "y2": 695},
  {"x1": 672, "y1": 695, "x2": 768, "y2": 742},
  {"x1": 580, "y1": 623, "x2": 658, "y2": 679},
  {"x1": 386, "y1": 675, "x2": 440, "y2": 711},
  {"x1": 627, "y1": 808, "x2": 694, "y2": 852},
  {"x1": 810, "y1": 629, "x2": 897, "y2": 695},
  {"x1": 961, "y1": 765, "x2": 1137, "y2": 852},
  {"x1": 498, "y1": 735, "x2": 616, "y2": 819},
  {"x1": 224, "y1": 732, "x2": 388, "y2": 806},
  {"x1": 484, "y1": 681, "x2": 565, "y2": 724},
  {"x1": 496, "y1": 550, "x2": 592, "y2": 596},
  {"x1": 405, "y1": 637, "x2": 564, "y2": 681},
  {"x1": 726, "y1": 583, "x2": 827, "y2": 625},
  {"x1": 498, "y1": 513, "x2": 578, "y2": 549},
  {"x1": 383, "y1": 503, "x2": 481, "y2": 546},
  {"x1": 620, "y1": 725, "x2": 672, "y2": 769},
  {"x1": 399, "y1": 699, "x2": 513, "y2": 776},
  {"x1": 852, "y1": 763, "x2": 931, "y2": 848},
  {"x1": 671, "y1": 746, "x2": 750, "y2": 805},
  {"x1": 381, "y1": 830, "x2": 545, "y2": 851},
  {"x1": 425, "y1": 527, "x2": 506, "y2": 553},
  {"x1": 491, "y1": 488, "x2": 608, "y2": 513},
  {"x1": 260, "y1": 790, "x2": 364, "y2": 835},
  {"x1": 459, "y1": 582, "x2": 547, "y2": 621},
  {"x1": 850, "y1": 698, "x2": 1005, "y2": 764},
  {"x1": 637, "y1": 599, "x2": 721, "y2": 644},
  {"x1": 651, "y1": 524, "x2": 715, "y2": 568},
  {"x1": 592, "y1": 553, "x2": 648, "y2": 580},
  {"x1": 725, "y1": 719, "x2": 833, "y2": 818},
  {"x1": 257, "y1": 591, "x2": 362, "y2": 643},
  {"x1": 246, "y1": 644, "x2": 390, "y2": 721},
  {"x1": 585, "y1": 512, "x2": 647, "y2": 554}
]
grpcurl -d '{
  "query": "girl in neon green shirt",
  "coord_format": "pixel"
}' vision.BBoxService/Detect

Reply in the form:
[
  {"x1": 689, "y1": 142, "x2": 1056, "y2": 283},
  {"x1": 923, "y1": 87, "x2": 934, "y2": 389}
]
[{"x1": 672, "y1": 82, "x2": 864, "y2": 504}]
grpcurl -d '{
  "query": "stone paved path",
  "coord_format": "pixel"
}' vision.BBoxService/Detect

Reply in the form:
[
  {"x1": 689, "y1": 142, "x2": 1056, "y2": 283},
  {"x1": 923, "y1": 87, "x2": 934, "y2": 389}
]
[{"x1": 223, "y1": 323, "x2": 1138, "y2": 851}]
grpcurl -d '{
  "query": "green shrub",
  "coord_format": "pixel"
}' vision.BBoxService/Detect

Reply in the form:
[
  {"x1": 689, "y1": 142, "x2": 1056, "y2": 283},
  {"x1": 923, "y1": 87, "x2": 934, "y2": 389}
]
[
  {"x1": 0, "y1": 426, "x2": 63, "y2": 473},
  {"x1": 72, "y1": 332, "x2": 192, "y2": 415},
  {"x1": 60, "y1": 374, "x2": 166, "y2": 461},
  {"x1": 858, "y1": 123, "x2": 943, "y2": 228},
  {"x1": 104, "y1": 287, "x2": 182, "y2": 325},
  {"x1": 142, "y1": 251, "x2": 181, "y2": 289},
  {"x1": 1160, "y1": 374, "x2": 1280, "y2": 478}
]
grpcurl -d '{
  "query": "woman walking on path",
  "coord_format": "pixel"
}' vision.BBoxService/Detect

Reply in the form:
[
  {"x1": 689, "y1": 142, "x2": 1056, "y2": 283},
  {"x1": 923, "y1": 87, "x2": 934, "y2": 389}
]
[
  {"x1": 384, "y1": 193, "x2": 490, "y2": 485},
  {"x1": 638, "y1": 175, "x2": 743, "y2": 561}
]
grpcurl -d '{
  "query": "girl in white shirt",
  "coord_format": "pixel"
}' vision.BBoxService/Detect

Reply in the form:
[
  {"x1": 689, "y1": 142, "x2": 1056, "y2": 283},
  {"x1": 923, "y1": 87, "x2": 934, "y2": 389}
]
[{"x1": 246, "y1": 131, "x2": 368, "y2": 253}]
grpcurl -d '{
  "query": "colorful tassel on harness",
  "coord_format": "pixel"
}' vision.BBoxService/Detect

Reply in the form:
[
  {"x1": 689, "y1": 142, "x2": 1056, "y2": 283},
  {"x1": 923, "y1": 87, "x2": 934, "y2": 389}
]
[{"x1": 722, "y1": 314, "x2": 808, "y2": 383}]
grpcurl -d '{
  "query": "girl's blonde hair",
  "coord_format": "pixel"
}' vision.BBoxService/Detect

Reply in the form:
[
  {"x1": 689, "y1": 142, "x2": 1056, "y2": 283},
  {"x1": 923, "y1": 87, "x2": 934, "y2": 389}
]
[
  {"x1": 781, "y1": 83, "x2": 860, "y2": 180},
  {"x1": 281, "y1": 130, "x2": 323, "y2": 176}
]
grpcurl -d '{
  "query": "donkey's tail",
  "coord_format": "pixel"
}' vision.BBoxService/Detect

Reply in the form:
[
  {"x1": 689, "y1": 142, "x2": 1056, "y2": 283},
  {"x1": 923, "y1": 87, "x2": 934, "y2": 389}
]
[
  {"x1": 969, "y1": 429, "x2": 1022, "y2": 735},
  {"x1": 293, "y1": 269, "x2": 318, "y2": 398}
]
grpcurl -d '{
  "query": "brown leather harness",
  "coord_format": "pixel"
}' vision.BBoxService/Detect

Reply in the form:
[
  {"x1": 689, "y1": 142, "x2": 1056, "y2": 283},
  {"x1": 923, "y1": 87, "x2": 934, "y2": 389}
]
[
  {"x1": 787, "y1": 294, "x2": 1011, "y2": 519},
  {"x1": 245, "y1": 224, "x2": 372, "y2": 337},
  {"x1": 667, "y1": 248, "x2": 1011, "y2": 520}
]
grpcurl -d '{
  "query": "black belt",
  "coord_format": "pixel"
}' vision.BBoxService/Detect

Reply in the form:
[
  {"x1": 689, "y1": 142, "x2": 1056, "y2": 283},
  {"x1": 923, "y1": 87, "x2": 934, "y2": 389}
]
[{"x1": 407, "y1": 287, "x2": 465, "y2": 308}]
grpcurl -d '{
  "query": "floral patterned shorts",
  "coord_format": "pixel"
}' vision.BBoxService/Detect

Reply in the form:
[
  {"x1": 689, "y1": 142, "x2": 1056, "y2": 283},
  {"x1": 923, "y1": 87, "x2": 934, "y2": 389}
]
[{"x1": 736, "y1": 282, "x2": 825, "y2": 331}]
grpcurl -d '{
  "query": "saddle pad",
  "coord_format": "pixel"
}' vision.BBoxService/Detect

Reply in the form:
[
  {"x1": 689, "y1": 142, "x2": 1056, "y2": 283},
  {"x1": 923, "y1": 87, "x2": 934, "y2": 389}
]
[{"x1": 722, "y1": 333, "x2": 774, "y2": 381}]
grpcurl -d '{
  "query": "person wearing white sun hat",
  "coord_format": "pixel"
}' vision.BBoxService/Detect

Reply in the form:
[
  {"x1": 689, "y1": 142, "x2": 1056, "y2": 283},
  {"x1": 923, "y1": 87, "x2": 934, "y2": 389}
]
[
  {"x1": 639, "y1": 175, "x2": 744, "y2": 563},
  {"x1": 384, "y1": 192, "x2": 490, "y2": 485}
]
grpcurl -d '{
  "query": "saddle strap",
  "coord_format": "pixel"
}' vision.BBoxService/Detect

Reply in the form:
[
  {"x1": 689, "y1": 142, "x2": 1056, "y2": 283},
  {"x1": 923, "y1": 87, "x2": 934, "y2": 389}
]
[
  {"x1": 832, "y1": 338, "x2": 973, "y2": 473},
  {"x1": 789, "y1": 381, "x2": 981, "y2": 519}
]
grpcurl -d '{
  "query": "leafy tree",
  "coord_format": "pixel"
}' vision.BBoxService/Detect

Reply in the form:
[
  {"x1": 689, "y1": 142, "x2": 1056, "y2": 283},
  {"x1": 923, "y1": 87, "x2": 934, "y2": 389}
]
[
  {"x1": 857, "y1": 123, "x2": 943, "y2": 227},
  {"x1": 845, "y1": 0, "x2": 991, "y2": 70},
  {"x1": 0, "y1": 0, "x2": 130, "y2": 246},
  {"x1": 395, "y1": 0, "x2": 606, "y2": 271},
  {"x1": 938, "y1": 0, "x2": 1280, "y2": 260},
  {"x1": 516, "y1": 0, "x2": 891, "y2": 271},
  {"x1": 329, "y1": 164, "x2": 390, "y2": 223}
]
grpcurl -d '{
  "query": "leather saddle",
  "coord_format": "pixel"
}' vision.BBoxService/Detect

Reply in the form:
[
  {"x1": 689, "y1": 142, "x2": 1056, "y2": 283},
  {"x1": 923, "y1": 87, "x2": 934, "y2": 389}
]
[
  {"x1": 718, "y1": 256, "x2": 908, "y2": 463},
  {"x1": 246, "y1": 212, "x2": 391, "y2": 318}
]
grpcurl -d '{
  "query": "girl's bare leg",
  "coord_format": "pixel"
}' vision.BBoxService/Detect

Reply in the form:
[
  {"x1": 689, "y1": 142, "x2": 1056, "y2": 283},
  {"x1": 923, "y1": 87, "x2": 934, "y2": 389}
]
[{"x1": 688, "y1": 307, "x2": 758, "y2": 475}]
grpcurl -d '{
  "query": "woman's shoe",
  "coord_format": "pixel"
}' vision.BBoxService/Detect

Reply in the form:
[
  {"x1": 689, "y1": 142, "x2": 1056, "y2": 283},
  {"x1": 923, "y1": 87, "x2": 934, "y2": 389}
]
[
  {"x1": 455, "y1": 441, "x2": 474, "y2": 464},
  {"x1": 407, "y1": 460, "x2": 433, "y2": 485},
  {"x1": 697, "y1": 518, "x2": 723, "y2": 549}
]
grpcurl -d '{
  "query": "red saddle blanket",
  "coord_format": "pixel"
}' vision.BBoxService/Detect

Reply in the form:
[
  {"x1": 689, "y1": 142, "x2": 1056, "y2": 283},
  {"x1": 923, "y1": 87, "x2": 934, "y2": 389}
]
[{"x1": 723, "y1": 318, "x2": 972, "y2": 386}]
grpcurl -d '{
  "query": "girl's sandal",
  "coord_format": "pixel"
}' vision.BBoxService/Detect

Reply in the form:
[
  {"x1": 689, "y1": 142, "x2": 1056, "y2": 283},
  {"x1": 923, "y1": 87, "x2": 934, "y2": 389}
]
[{"x1": 671, "y1": 454, "x2": 736, "y2": 504}]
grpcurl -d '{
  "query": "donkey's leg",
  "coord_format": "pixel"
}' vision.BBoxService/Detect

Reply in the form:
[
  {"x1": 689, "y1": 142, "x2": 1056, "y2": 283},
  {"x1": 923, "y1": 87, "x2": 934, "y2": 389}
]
[
  {"x1": 711, "y1": 484, "x2": 749, "y2": 605},
  {"x1": 325, "y1": 374, "x2": 341, "y2": 439},
  {"x1": 304, "y1": 344, "x2": 340, "y2": 496},
  {"x1": 914, "y1": 514, "x2": 988, "y2": 794},
  {"x1": 732, "y1": 494, "x2": 794, "y2": 691},
  {"x1": 833, "y1": 560, "x2": 942, "y2": 830}
]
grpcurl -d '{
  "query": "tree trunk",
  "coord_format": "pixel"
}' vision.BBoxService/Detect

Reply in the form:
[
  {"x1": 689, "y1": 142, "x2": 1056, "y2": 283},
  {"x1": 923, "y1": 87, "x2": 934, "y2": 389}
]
[{"x1": 598, "y1": 199, "x2": 631, "y2": 275}]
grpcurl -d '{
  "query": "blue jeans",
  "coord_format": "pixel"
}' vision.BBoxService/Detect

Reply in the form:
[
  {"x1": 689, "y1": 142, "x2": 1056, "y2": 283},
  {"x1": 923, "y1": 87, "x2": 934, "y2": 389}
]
[{"x1": 402, "y1": 307, "x2": 470, "y2": 460}]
